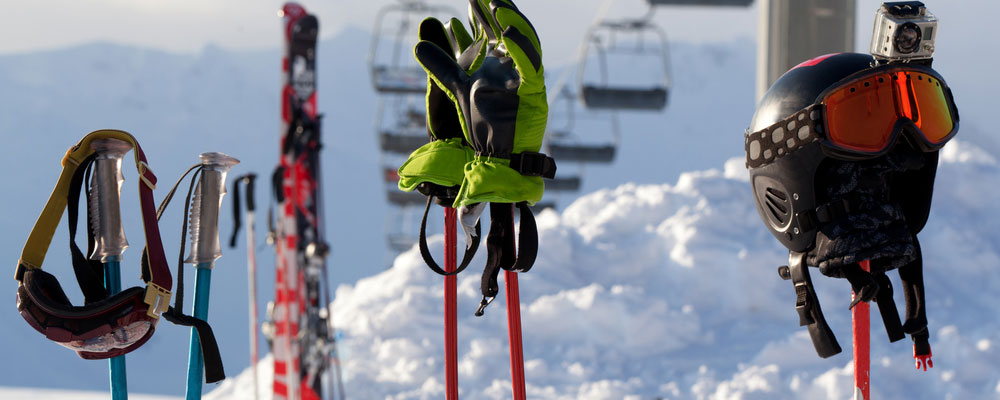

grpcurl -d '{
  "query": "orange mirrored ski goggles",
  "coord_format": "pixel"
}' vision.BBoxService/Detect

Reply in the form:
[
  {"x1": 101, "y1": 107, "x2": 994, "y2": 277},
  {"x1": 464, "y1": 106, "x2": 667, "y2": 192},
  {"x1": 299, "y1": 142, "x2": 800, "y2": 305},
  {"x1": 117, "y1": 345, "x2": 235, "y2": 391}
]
[{"x1": 747, "y1": 65, "x2": 959, "y2": 167}]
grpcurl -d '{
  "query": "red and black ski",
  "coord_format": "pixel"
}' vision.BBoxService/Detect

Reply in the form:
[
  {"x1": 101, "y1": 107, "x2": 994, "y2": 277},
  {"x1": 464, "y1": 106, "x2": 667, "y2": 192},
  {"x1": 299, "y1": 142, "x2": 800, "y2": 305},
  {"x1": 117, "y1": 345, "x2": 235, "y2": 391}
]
[{"x1": 272, "y1": 3, "x2": 342, "y2": 400}]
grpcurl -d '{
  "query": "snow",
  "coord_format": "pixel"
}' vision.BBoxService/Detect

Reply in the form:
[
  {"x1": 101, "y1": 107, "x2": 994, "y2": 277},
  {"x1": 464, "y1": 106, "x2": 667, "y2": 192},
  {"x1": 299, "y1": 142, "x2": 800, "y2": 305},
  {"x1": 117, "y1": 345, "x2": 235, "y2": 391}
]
[
  {"x1": 0, "y1": 387, "x2": 181, "y2": 400},
  {"x1": 199, "y1": 139, "x2": 999, "y2": 399}
]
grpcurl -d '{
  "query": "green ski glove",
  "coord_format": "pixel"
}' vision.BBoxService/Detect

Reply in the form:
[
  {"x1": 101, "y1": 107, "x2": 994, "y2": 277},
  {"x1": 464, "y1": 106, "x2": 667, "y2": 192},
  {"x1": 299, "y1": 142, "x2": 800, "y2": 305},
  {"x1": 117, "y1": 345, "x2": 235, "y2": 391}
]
[
  {"x1": 414, "y1": 0, "x2": 555, "y2": 210},
  {"x1": 397, "y1": 17, "x2": 486, "y2": 277},
  {"x1": 397, "y1": 17, "x2": 479, "y2": 198}
]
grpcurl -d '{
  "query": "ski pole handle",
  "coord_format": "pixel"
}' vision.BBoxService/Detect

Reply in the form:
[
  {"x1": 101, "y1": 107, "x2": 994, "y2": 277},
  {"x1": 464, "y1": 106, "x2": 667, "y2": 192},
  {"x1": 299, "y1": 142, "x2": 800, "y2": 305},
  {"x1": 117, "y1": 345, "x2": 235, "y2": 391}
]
[
  {"x1": 89, "y1": 138, "x2": 132, "y2": 262},
  {"x1": 229, "y1": 174, "x2": 257, "y2": 249},
  {"x1": 244, "y1": 175, "x2": 257, "y2": 212},
  {"x1": 186, "y1": 152, "x2": 240, "y2": 266}
]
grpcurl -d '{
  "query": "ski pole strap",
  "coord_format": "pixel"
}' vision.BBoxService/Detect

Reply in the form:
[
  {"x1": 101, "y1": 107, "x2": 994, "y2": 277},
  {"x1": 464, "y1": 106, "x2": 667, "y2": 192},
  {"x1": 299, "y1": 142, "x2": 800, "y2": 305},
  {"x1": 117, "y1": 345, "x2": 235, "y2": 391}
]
[
  {"x1": 897, "y1": 235, "x2": 932, "y2": 364},
  {"x1": 16, "y1": 130, "x2": 172, "y2": 318},
  {"x1": 869, "y1": 264, "x2": 906, "y2": 342},
  {"x1": 419, "y1": 196, "x2": 480, "y2": 276},
  {"x1": 509, "y1": 152, "x2": 556, "y2": 179},
  {"x1": 779, "y1": 251, "x2": 842, "y2": 358},
  {"x1": 476, "y1": 202, "x2": 538, "y2": 317},
  {"x1": 141, "y1": 163, "x2": 226, "y2": 383},
  {"x1": 229, "y1": 174, "x2": 257, "y2": 249},
  {"x1": 162, "y1": 308, "x2": 226, "y2": 383},
  {"x1": 65, "y1": 155, "x2": 110, "y2": 304}
]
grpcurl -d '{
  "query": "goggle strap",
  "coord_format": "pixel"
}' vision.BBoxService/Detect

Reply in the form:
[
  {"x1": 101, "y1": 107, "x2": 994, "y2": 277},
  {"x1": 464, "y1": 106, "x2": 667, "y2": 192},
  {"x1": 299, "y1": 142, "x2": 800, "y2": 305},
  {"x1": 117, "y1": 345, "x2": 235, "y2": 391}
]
[
  {"x1": 745, "y1": 104, "x2": 824, "y2": 169},
  {"x1": 16, "y1": 130, "x2": 173, "y2": 318}
]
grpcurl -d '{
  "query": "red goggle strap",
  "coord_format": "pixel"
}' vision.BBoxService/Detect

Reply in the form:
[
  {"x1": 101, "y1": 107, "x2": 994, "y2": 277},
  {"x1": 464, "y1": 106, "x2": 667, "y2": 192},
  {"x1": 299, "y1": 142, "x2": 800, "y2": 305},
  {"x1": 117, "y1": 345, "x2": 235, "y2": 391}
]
[{"x1": 16, "y1": 129, "x2": 172, "y2": 319}]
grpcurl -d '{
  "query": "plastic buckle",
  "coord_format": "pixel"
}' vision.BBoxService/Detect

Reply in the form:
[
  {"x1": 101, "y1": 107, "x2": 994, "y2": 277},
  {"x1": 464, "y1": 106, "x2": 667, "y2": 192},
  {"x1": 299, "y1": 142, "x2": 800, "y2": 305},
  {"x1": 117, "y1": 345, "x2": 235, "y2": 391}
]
[
  {"x1": 513, "y1": 152, "x2": 545, "y2": 177},
  {"x1": 914, "y1": 345, "x2": 933, "y2": 371},
  {"x1": 137, "y1": 161, "x2": 157, "y2": 190},
  {"x1": 143, "y1": 283, "x2": 171, "y2": 319},
  {"x1": 793, "y1": 282, "x2": 815, "y2": 326}
]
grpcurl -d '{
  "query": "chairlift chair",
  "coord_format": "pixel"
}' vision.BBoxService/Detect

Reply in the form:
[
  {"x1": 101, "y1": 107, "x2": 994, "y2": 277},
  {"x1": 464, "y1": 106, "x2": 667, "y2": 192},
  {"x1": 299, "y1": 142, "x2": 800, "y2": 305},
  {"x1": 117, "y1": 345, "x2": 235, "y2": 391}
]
[
  {"x1": 546, "y1": 175, "x2": 583, "y2": 192},
  {"x1": 544, "y1": 89, "x2": 619, "y2": 164},
  {"x1": 387, "y1": 232, "x2": 417, "y2": 253},
  {"x1": 384, "y1": 205, "x2": 423, "y2": 259},
  {"x1": 578, "y1": 18, "x2": 671, "y2": 111},
  {"x1": 377, "y1": 96, "x2": 429, "y2": 155},
  {"x1": 369, "y1": 1, "x2": 458, "y2": 94},
  {"x1": 383, "y1": 166, "x2": 426, "y2": 206}
]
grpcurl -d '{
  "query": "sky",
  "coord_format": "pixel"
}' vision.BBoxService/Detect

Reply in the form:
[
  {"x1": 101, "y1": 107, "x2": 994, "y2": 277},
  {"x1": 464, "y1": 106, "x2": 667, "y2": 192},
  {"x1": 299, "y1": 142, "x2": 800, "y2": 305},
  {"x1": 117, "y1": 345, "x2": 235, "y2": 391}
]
[{"x1": 0, "y1": 0, "x2": 759, "y2": 66}]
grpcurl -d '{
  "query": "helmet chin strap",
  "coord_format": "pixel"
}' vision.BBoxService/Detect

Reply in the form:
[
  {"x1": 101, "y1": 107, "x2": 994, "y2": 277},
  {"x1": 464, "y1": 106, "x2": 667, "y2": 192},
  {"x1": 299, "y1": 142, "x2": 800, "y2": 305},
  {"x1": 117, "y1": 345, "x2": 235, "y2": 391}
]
[{"x1": 791, "y1": 146, "x2": 932, "y2": 359}]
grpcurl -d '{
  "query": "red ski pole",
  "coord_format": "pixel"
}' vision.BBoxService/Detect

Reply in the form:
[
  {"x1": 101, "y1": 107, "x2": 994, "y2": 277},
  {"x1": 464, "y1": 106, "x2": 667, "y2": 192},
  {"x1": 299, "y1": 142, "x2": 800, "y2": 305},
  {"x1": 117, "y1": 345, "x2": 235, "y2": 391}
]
[
  {"x1": 505, "y1": 205, "x2": 527, "y2": 400},
  {"x1": 505, "y1": 271, "x2": 526, "y2": 400},
  {"x1": 444, "y1": 207, "x2": 459, "y2": 400},
  {"x1": 853, "y1": 260, "x2": 871, "y2": 400}
]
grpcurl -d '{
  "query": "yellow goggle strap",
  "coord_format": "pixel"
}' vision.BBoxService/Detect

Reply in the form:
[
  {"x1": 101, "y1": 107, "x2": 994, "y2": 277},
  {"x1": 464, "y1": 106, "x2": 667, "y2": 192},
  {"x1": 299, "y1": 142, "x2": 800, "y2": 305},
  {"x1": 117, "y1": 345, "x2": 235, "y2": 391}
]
[{"x1": 16, "y1": 129, "x2": 172, "y2": 319}]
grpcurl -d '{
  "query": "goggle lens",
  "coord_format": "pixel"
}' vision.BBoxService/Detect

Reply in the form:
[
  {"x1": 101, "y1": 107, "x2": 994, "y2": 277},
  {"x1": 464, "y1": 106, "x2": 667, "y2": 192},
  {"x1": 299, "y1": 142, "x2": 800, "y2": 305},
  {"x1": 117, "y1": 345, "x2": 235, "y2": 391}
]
[
  {"x1": 823, "y1": 69, "x2": 955, "y2": 152},
  {"x1": 824, "y1": 74, "x2": 898, "y2": 152},
  {"x1": 904, "y1": 71, "x2": 954, "y2": 144},
  {"x1": 56, "y1": 320, "x2": 152, "y2": 355}
]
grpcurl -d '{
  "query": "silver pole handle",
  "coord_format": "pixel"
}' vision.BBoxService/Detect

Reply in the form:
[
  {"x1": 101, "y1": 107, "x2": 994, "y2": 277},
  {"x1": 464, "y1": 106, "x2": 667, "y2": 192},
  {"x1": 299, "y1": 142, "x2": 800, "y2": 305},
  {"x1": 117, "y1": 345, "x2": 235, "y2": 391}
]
[
  {"x1": 88, "y1": 138, "x2": 132, "y2": 262},
  {"x1": 186, "y1": 152, "x2": 240, "y2": 265}
]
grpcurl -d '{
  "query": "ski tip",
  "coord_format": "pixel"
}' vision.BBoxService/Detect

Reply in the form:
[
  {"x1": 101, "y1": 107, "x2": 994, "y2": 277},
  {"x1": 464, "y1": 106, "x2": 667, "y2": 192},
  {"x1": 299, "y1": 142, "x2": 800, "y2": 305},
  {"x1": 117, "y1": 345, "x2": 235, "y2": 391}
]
[{"x1": 280, "y1": 3, "x2": 307, "y2": 19}]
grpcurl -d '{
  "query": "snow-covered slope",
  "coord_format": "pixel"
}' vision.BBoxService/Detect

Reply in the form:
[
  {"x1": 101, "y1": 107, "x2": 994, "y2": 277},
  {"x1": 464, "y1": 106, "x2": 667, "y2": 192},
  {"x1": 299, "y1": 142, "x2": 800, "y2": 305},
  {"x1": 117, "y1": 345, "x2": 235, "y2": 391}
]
[{"x1": 207, "y1": 140, "x2": 1000, "y2": 399}]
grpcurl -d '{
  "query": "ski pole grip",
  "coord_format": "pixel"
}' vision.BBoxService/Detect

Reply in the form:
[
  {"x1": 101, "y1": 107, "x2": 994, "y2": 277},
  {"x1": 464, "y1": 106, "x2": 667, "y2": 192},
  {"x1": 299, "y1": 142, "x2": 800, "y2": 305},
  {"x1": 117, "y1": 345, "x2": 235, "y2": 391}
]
[
  {"x1": 228, "y1": 174, "x2": 256, "y2": 249},
  {"x1": 245, "y1": 174, "x2": 257, "y2": 212},
  {"x1": 186, "y1": 152, "x2": 240, "y2": 266},
  {"x1": 89, "y1": 138, "x2": 132, "y2": 262}
]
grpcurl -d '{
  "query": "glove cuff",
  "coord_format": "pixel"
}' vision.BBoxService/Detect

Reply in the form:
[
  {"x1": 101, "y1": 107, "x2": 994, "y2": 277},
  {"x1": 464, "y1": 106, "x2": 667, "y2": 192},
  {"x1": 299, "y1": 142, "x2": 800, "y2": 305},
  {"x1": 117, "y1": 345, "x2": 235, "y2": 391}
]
[
  {"x1": 453, "y1": 156, "x2": 544, "y2": 207},
  {"x1": 398, "y1": 138, "x2": 474, "y2": 192}
]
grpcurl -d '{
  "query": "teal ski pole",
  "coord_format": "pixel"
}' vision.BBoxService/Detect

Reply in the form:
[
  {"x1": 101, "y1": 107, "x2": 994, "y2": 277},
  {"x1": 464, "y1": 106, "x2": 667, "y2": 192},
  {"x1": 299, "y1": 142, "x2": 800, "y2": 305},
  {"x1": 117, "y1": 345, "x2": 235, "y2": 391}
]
[
  {"x1": 89, "y1": 138, "x2": 134, "y2": 400},
  {"x1": 184, "y1": 152, "x2": 240, "y2": 400}
]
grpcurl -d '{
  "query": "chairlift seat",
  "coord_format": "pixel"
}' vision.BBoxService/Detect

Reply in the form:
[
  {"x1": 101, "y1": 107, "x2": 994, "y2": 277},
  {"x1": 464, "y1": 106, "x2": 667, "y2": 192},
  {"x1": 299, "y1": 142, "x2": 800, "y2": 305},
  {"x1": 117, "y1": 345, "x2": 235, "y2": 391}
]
[
  {"x1": 372, "y1": 66, "x2": 427, "y2": 94},
  {"x1": 547, "y1": 176, "x2": 582, "y2": 192},
  {"x1": 387, "y1": 190, "x2": 426, "y2": 206},
  {"x1": 582, "y1": 85, "x2": 668, "y2": 111},
  {"x1": 387, "y1": 233, "x2": 416, "y2": 252},
  {"x1": 380, "y1": 132, "x2": 428, "y2": 154},
  {"x1": 530, "y1": 202, "x2": 557, "y2": 212},
  {"x1": 548, "y1": 142, "x2": 616, "y2": 164}
]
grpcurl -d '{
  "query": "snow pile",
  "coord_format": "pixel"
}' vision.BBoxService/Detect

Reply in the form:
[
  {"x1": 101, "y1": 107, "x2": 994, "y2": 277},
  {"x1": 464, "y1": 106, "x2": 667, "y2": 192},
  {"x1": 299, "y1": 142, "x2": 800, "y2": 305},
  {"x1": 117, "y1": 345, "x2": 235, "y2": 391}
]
[
  {"x1": 208, "y1": 140, "x2": 1000, "y2": 399},
  {"x1": 0, "y1": 387, "x2": 181, "y2": 400}
]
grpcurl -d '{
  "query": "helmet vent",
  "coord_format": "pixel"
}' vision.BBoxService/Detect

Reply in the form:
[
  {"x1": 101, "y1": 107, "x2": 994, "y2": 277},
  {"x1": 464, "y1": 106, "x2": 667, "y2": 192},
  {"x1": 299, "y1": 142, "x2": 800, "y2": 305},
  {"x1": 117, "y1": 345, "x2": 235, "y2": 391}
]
[{"x1": 764, "y1": 188, "x2": 791, "y2": 224}]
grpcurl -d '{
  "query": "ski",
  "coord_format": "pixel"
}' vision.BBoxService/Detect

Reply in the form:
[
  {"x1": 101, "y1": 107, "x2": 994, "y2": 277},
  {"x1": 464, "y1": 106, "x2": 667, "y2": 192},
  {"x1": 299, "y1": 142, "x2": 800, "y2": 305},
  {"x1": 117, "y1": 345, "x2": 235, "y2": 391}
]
[{"x1": 272, "y1": 3, "x2": 341, "y2": 400}]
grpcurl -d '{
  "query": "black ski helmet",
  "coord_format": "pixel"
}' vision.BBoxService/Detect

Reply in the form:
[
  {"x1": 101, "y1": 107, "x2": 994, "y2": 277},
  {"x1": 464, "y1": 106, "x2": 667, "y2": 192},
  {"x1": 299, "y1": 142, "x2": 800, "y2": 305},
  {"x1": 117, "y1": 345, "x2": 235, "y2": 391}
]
[{"x1": 746, "y1": 52, "x2": 941, "y2": 254}]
